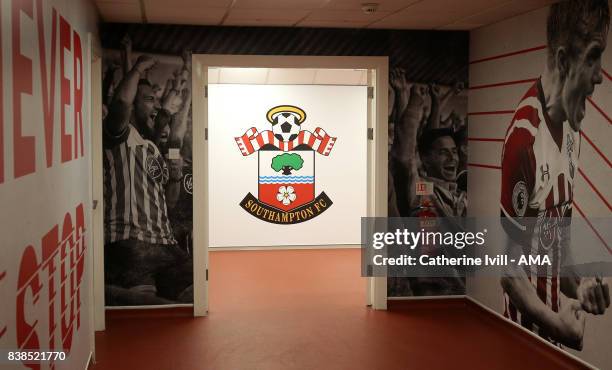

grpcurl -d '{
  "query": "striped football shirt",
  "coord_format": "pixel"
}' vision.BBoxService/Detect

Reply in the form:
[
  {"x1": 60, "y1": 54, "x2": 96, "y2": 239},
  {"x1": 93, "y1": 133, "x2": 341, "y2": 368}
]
[
  {"x1": 500, "y1": 78, "x2": 579, "y2": 341},
  {"x1": 103, "y1": 124, "x2": 176, "y2": 245}
]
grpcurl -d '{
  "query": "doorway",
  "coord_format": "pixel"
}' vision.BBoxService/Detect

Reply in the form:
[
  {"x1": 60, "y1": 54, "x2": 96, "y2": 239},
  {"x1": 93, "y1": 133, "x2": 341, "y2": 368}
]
[{"x1": 191, "y1": 55, "x2": 389, "y2": 316}]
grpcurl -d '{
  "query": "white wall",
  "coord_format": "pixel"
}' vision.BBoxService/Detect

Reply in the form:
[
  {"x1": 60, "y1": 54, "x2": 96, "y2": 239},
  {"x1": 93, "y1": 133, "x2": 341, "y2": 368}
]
[
  {"x1": 0, "y1": 0, "x2": 99, "y2": 369},
  {"x1": 468, "y1": 5, "x2": 611, "y2": 369},
  {"x1": 208, "y1": 83, "x2": 368, "y2": 247}
]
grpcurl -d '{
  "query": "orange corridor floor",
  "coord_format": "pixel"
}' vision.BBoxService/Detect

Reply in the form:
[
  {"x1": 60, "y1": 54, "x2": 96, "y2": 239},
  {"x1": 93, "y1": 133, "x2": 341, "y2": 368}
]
[{"x1": 92, "y1": 248, "x2": 586, "y2": 370}]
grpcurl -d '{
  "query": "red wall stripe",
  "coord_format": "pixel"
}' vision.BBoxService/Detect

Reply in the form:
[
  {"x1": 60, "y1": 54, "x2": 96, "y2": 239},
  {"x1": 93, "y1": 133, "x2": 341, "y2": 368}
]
[
  {"x1": 573, "y1": 201, "x2": 611, "y2": 254},
  {"x1": 469, "y1": 45, "x2": 546, "y2": 65},
  {"x1": 578, "y1": 168, "x2": 612, "y2": 212},
  {"x1": 469, "y1": 78, "x2": 537, "y2": 90},
  {"x1": 463, "y1": 164, "x2": 610, "y2": 253},
  {"x1": 468, "y1": 138, "x2": 505, "y2": 142},
  {"x1": 587, "y1": 97, "x2": 612, "y2": 125},
  {"x1": 603, "y1": 68, "x2": 611, "y2": 82},
  {"x1": 467, "y1": 163, "x2": 502, "y2": 170},
  {"x1": 580, "y1": 131, "x2": 611, "y2": 168},
  {"x1": 468, "y1": 110, "x2": 515, "y2": 116}
]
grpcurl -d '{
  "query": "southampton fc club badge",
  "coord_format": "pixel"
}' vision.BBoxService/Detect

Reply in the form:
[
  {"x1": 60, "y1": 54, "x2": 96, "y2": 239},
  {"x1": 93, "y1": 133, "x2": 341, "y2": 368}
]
[{"x1": 235, "y1": 105, "x2": 336, "y2": 224}]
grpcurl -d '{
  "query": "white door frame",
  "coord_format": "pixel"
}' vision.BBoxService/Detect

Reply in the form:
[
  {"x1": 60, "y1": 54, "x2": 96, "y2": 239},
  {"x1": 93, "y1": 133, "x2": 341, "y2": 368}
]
[
  {"x1": 192, "y1": 55, "x2": 388, "y2": 315},
  {"x1": 88, "y1": 33, "x2": 106, "y2": 332}
]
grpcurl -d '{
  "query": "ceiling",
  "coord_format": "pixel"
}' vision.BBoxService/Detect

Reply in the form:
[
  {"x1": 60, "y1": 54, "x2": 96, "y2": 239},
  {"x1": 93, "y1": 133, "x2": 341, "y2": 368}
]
[
  {"x1": 94, "y1": 0, "x2": 556, "y2": 30},
  {"x1": 208, "y1": 68, "x2": 368, "y2": 85}
]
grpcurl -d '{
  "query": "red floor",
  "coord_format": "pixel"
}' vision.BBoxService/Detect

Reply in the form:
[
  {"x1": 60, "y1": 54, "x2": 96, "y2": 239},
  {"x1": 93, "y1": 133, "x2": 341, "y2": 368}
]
[{"x1": 92, "y1": 249, "x2": 586, "y2": 370}]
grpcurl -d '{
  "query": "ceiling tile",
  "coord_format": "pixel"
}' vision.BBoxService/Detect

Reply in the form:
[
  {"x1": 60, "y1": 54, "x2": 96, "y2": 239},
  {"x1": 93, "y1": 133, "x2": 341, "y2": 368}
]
[
  {"x1": 455, "y1": 0, "x2": 555, "y2": 27},
  {"x1": 323, "y1": 0, "x2": 420, "y2": 12},
  {"x1": 267, "y1": 68, "x2": 318, "y2": 84},
  {"x1": 96, "y1": 2, "x2": 142, "y2": 23},
  {"x1": 208, "y1": 68, "x2": 220, "y2": 84},
  {"x1": 401, "y1": 0, "x2": 511, "y2": 15},
  {"x1": 313, "y1": 69, "x2": 364, "y2": 85},
  {"x1": 146, "y1": 6, "x2": 227, "y2": 25},
  {"x1": 233, "y1": 0, "x2": 330, "y2": 10},
  {"x1": 368, "y1": 10, "x2": 461, "y2": 29},
  {"x1": 297, "y1": 19, "x2": 370, "y2": 28},
  {"x1": 305, "y1": 9, "x2": 391, "y2": 22},
  {"x1": 218, "y1": 68, "x2": 268, "y2": 84},
  {"x1": 359, "y1": 70, "x2": 367, "y2": 85}
]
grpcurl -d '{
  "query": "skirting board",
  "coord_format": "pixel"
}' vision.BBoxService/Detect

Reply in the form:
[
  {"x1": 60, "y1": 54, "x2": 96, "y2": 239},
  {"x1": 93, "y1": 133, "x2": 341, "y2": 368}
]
[
  {"x1": 86, "y1": 351, "x2": 93, "y2": 369},
  {"x1": 387, "y1": 295, "x2": 595, "y2": 369},
  {"x1": 388, "y1": 295, "x2": 596, "y2": 369},
  {"x1": 466, "y1": 296, "x2": 596, "y2": 370}
]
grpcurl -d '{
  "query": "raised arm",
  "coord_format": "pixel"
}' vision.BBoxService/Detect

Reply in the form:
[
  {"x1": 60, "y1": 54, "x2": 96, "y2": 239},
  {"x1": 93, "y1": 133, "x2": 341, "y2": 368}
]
[
  {"x1": 120, "y1": 34, "x2": 133, "y2": 76},
  {"x1": 164, "y1": 51, "x2": 193, "y2": 210},
  {"x1": 104, "y1": 55, "x2": 156, "y2": 137},
  {"x1": 390, "y1": 76, "x2": 427, "y2": 214},
  {"x1": 427, "y1": 82, "x2": 464, "y2": 130}
]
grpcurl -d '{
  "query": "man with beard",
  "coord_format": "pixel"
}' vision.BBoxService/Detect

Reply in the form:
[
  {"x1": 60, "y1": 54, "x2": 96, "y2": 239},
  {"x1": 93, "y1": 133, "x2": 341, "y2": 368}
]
[
  {"x1": 500, "y1": 0, "x2": 610, "y2": 349},
  {"x1": 103, "y1": 53, "x2": 191, "y2": 305}
]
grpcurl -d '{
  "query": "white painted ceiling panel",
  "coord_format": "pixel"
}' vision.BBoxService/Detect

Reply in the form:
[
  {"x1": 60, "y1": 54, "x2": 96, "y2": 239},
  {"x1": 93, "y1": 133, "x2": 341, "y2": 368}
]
[
  {"x1": 97, "y1": 2, "x2": 142, "y2": 23},
  {"x1": 208, "y1": 68, "x2": 221, "y2": 84},
  {"x1": 233, "y1": 0, "x2": 331, "y2": 10},
  {"x1": 305, "y1": 9, "x2": 391, "y2": 22},
  {"x1": 313, "y1": 69, "x2": 365, "y2": 85},
  {"x1": 211, "y1": 68, "x2": 367, "y2": 85},
  {"x1": 267, "y1": 69, "x2": 318, "y2": 85},
  {"x1": 324, "y1": 0, "x2": 420, "y2": 12},
  {"x1": 218, "y1": 68, "x2": 269, "y2": 84}
]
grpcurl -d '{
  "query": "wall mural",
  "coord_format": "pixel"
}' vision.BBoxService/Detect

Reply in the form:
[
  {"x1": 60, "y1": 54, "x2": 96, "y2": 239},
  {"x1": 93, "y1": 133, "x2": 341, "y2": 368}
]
[
  {"x1": 468, "y1": 0, "x2": 611, "y2": 367},
  {"x1": 102, "y1": 38, "x2": 194, "y2": 306},
  {"x1": 498, "y1": 0, "x2": 610, "y2": 353},
  {"x1": 101, "y1": 23, "x2": 469, "y2": 304}
]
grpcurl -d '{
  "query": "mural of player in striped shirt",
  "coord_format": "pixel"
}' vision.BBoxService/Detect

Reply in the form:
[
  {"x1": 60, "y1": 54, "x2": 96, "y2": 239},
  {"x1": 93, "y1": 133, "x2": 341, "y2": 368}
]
[
  {"x1": 103, "y1": 42, "x2": 193, "y2": 305},
  {"x1": 500, "y1": 0, "x2": 610, "y2": 350}
]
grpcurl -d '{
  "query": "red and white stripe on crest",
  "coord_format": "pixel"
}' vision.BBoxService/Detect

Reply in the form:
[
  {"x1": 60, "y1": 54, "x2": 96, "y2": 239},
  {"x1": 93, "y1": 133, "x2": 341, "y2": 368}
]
[{"x1": 235, "y1": 127, "x2": 336, "y2": 156}]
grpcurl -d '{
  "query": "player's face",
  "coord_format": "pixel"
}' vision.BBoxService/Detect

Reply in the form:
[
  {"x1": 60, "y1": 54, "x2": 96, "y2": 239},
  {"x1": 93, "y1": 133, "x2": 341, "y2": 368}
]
[
  {"x1": 134, "y1": 84, "x2": 158, "y2": 139},
  {"x1": 423, "y1": 136, "x2": 458, "y2": 182},
  {"x1": 562, "y1": 31, "x2": 607, "y2": 131}
]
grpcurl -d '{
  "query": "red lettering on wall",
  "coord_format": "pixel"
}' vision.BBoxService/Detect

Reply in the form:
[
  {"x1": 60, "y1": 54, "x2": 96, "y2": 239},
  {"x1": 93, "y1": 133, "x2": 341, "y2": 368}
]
[
  {"x1": 12, "y1": 0, "x2": 36, "y2": 178},
  {"x1": 60, "y1": 212, "x2": 74, "y2": 352},
  {"x1": 73, "y1": 30, "x2": 83, "y2": 159},
  {"x1": 16, "y1": 245, "x2": 42, "y2": 370},
  {"x1": 15, "y1": 203, "x2": 87, "y2": 366},
  {"x1": 0, "y1": 270, "x2": 6, "y2": 339},
  {"x1": 42, "y1": 225, "x2": 59, "y2": 353},
  {"x1": 0, "y1": 4, "x2": 4, "y2": 184},
  {"x1": 74, "y1": 204, "x2": 85, "y2": 330},
  {"x1": 59, "y1": 16, "x2": 71, "y2": 163},
  {"x1": 37, "y1": 0, "x2": 58, "y2": 168}
]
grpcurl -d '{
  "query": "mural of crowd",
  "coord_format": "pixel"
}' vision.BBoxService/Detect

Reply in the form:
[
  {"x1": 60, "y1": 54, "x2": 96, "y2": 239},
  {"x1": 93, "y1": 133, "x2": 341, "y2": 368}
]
[
  {"x1": 387, "y1": 69, "x2": 468, "y2": 297},
  {"x1": 102, "y1": 36, "x2": 194, "y2": 306}
]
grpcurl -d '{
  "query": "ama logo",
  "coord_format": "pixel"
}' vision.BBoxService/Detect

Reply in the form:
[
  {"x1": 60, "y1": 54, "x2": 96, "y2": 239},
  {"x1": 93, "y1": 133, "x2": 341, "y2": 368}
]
[{"x1": 235, "y1": 105, "x2": 336, "y2": 224}]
